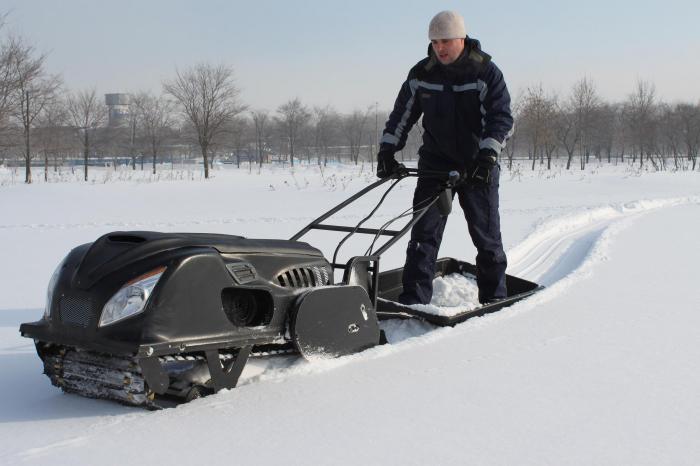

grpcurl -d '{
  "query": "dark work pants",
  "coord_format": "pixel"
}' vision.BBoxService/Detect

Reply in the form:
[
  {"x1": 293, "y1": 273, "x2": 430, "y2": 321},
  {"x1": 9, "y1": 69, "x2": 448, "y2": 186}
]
[{"x1": 398, "y1": 166, "x2": 507, "y2": 305}]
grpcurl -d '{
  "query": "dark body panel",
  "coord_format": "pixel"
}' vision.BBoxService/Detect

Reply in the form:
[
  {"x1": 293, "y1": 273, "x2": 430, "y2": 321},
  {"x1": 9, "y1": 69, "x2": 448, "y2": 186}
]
[{"x1": 21, "y1": 232, "x2": 331, "y2": 357}]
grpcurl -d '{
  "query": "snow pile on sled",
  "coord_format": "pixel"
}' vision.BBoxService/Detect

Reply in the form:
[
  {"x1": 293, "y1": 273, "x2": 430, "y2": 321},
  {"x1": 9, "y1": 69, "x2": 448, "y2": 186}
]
[{"x1": 407, "y1": 273, "x2": 480, "y2": 317}]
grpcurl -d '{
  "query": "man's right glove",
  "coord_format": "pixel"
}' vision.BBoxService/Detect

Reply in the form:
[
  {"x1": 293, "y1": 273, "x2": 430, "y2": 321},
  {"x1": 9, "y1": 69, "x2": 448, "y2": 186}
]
[
  {"x1": 470, "y1": 149, "x2": 498, "y2": 186},
  {"x1": 376, "y1": 150, "x2": 407, "y2": 179}
]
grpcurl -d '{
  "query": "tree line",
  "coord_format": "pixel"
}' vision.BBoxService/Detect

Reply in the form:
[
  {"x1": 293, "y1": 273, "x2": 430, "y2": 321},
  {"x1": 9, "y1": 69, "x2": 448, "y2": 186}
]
[
  {"x1": 510, "y1": 78, "x2": 699, "y2": 172},
  {"x1": 1, "y1": 18, "x2": 698, "y2": 184},
  {"x1": 0, "y1": 36, "x2": 396, "y2": 183}
]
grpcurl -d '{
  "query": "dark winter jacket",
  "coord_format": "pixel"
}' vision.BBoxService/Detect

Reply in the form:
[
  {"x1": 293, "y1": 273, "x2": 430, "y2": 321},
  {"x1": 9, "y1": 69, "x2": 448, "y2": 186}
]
[{"x1": 380, "y1": 38, "x2": 513, "y2": 170}]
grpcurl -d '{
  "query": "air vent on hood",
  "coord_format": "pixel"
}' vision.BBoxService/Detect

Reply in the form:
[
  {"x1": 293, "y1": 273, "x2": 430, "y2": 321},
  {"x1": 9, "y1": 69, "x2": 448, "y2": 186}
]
[
  {"x1": 226, "y1": 263, "x2": 257, "y2": 285},
  {"x1": 107, "y1": 234, "x2": 147, "y2": 243}
]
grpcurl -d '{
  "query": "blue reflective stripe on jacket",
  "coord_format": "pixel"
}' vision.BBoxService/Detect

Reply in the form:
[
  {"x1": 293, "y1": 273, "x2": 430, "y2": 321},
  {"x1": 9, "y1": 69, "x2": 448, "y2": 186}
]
[{"x1": 381, "y1": 38, "x2": 513, "y2": 169}]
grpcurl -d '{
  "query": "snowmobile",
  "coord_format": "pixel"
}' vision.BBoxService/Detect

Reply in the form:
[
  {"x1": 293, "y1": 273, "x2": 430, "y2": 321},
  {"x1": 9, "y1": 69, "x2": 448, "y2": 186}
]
[{"x1": 20, "y1": 169, "x2": 542, "y2": 408}]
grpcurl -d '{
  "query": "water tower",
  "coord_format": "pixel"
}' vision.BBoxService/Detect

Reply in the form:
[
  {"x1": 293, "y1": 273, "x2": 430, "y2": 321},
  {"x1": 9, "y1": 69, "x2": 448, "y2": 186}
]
[{"x1": 105, "y1": 93, "x2": 130, "y2": 127}]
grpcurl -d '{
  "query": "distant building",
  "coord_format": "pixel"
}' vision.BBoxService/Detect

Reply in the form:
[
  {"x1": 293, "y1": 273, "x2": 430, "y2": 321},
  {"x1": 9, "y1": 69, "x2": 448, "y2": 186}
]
[{"x1": 105, "y1": 93, "x2": 131, "y2": 127}]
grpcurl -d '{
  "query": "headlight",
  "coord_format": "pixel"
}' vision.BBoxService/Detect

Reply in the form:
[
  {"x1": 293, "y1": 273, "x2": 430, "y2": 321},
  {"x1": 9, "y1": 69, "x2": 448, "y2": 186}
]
[
  {"x1": 44, "y1": 257, "x2": 67, "y2": 320},
  {"x1": 99, "y1": 267, "x2": 166, "y2": 327}
]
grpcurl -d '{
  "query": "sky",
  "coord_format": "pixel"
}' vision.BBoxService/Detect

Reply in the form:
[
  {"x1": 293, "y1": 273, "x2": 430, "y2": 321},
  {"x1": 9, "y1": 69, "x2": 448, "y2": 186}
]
[{"x1": 2, "y1": 0, "x2": 699, "y2": 113}]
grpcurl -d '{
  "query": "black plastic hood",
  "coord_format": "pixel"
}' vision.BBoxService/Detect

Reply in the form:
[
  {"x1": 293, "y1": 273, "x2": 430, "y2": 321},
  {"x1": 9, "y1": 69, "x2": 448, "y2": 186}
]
[{"x1": 72, "y1": 231, "x2": 324, "y2": 290}]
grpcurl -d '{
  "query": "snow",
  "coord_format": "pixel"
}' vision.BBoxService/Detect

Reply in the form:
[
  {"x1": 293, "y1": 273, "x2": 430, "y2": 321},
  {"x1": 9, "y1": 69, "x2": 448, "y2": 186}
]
[
  {"x1": 1, "y1": 162, "x2": 700, "y2": 465},
  {"x1": 408, "y1": 273, "x2": 481, "y2": 316}
]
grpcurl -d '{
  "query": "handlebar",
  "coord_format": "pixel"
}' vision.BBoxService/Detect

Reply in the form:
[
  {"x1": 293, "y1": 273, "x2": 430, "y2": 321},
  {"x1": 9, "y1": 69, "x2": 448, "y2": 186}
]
[{"x1": 394, "y1": 168, "x2": 464, "y2": 188}]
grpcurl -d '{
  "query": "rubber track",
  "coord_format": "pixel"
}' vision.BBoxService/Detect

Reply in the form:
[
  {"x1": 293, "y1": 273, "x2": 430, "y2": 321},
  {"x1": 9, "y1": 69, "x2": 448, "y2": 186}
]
[
  {"x1": 40, "y1": 344, "x2": 298, "y2": 409},
  {"x1": 42, "y1": 347, "x2": 159, "y2": 409}
]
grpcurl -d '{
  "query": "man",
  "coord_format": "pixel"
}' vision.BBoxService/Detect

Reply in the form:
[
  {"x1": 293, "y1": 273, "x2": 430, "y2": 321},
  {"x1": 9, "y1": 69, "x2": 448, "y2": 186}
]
[{"x1": 377, "y1": 10, "x2": 513, "y2": 306}]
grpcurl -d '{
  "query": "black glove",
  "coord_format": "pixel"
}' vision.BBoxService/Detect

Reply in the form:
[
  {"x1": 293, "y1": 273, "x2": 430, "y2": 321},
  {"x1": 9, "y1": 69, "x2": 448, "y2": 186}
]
[
  {"x1": 470, "y1": 149, "x2": 498, "y2": 186},
  {"x1": 376, "y1": 150, "x2": 407, "y2": 179}
]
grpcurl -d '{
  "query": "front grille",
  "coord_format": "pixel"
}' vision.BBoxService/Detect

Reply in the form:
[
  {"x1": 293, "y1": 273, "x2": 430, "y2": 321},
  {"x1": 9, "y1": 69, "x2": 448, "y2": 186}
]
[
  {"x1": 59, "y1": 295, "x2": 94, "y2": 328},
  {"x1": 277, "y1": 266, "x2": 330, "y2": 288}
]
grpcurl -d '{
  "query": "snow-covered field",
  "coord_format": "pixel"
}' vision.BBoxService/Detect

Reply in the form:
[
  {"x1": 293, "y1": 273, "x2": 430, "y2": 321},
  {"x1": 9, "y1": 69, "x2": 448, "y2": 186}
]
[{"x1": 1, "y1": 162, "x2": 699, "y2": 465}]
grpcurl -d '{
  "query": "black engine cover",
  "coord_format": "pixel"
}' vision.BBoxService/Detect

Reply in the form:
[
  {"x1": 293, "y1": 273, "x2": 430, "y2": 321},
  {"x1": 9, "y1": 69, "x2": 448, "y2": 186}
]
[{"x1": 290, "y1": 286, "x2": 380, "y2": 358}]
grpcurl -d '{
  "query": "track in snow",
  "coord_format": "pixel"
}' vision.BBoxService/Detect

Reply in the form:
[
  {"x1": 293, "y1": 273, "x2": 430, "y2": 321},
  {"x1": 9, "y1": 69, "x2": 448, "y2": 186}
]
[
  {"x1": 238, "y1": 197, "x2": 699, "y2": 386},
  {"x1": 507, "y1": 196, "x2": 698, "y2": 287},
  {"x1": 508, "y1": 214, "x2": 615, "y2": 286}
]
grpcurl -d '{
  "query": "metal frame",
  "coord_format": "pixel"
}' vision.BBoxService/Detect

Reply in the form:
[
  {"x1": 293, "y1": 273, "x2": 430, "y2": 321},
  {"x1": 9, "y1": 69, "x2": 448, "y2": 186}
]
[
  {"x1": 290, "y1": 169, "x2": 451, "y2": 268},
  {"x1": 289, "y1": 170, "x2": 453, "y2": 306}
]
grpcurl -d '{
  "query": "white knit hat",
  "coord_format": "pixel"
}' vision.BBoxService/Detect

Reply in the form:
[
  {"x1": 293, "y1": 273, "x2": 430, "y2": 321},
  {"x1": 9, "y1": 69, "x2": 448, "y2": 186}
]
[{"x1": 428, "y1": 11, "x2": 467, "y2": 40}]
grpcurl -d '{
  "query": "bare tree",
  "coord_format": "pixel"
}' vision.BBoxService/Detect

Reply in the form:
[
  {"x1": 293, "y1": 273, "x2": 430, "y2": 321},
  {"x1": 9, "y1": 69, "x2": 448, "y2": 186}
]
[
  {"x1": 519, "y1": 84, "x2": 557, "y2": 170},
  {"x1": 131, "y1": 92, "x2": 175, "y2": 174},
  {"x1": 251, "y1": 109, "x2": 269, "y2": 167},
  {"x1": 233, "y1": 115, "x2": 251, "y2": 168},
  {"x1": 298, "y1": 117, "x2": 315, "y2": 164},
  {"x1": 0, "y1": 58, "x2": 15, "y2": 137},
  {"x1": 276, "y1": 98, "x2": 310, "y2": 167},
  {"x1": 34, "y1": 97, "x2": 69, "y2": 180},
  {"x1": 7, "y1": 36, "x2": 62, "y2": 183},
  {"x1": 554, "y1": 101, "x2": 579, "y2": 170},
  {"x1": 624, "y1": 80, "x2": 657, "y2": 168},
  {"x1": 216, "y1": 114, "x2": 250, "y2": 168},
  {"x1": 658, "y1": 103, "x2": 681, "y2": 170},
  {"x1": 0, "y1": 19, "x2": 18, "y2": 136},
  {"x1": 67, "y1": 88, "x2": 106, "y2": 181},
  {"x1": 119, "y1": 93, "x2": 142, "y2": 170},
  {"x1": 591, "y1": 103, "x2": 617, "y2": 164},
  {"x1": 163, "y1": 63, "x2": 245, "y2": 178},
  {"x1": 674, "y1": 103, "x2": 700, "y2": 170},
  {"x1": 570, "y1": 77, "x2": 600, "y2": 169},
  {"x1": 312, "y1": 105, "x2": 339, "y2": 166},
  {"x1": 342, "y1": 108, "x2": 370, "y2": 164}
]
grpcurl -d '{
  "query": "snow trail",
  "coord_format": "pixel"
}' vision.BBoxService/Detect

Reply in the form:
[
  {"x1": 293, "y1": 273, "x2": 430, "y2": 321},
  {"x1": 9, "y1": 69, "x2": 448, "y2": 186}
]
[
  {"x1": 508, "y1": 196, "x2": 700, "y2": 284},
  {"x1": 235, "y1": 195, "x2": 700, "y2": 386}
]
